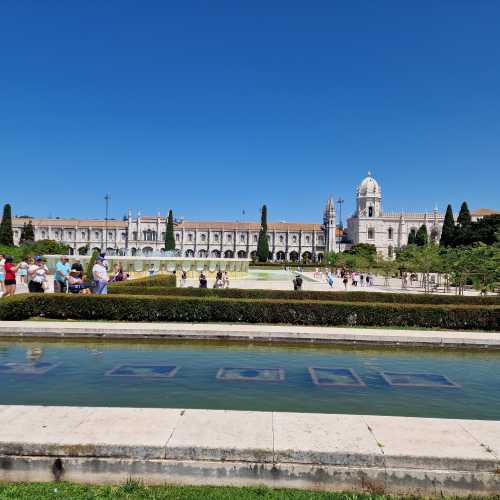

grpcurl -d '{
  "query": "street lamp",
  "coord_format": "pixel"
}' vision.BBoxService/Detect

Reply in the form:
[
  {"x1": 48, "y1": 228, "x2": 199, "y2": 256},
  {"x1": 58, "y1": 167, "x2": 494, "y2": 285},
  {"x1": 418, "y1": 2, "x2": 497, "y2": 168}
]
[
  {"x1": 104, "y1": 194, "x2": 111, "y2": 253},
  {"x1": 336, "y1": 197, "x2": 344, "y2": 252}
]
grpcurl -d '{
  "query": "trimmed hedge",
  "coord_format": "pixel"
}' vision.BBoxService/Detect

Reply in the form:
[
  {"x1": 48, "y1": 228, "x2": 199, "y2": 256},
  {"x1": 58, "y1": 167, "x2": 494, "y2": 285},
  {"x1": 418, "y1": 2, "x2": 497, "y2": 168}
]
[
  {"x1": 111, "y1": 274, "x2": 176, "y2": 288},
  {"x1": 107, "y1": 285, "x2": 500, "y2": 305},
  {"x1": 0, "y1": 294, "x2": 498, "y2": 330}
]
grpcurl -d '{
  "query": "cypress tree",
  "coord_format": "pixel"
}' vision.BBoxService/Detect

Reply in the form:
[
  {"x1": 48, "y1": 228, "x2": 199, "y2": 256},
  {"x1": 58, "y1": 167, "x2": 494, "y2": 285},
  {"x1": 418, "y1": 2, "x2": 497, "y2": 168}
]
[
  {"x1": 407, "y1": 229, "x2": 416, "y2": 245},
  {"x1": 415, "y1": 224, "x2": 428, "y2": 246},
  {"x1": 165, "y1": 209, "x2": 176, "y2": 251},
  {"x1": 0, "y1": 203, "x2": 14, "y2": 246},
  {"x1": 85, "y1": 249, "x2": 99, "y2": 280},
  {"x1": 457, "y1": 201, "x2": 471, "y2": 228},
  {"x1": 440, "y1": 204, "x2": 455, "y2": 247},
  {"x1": 257, "y1": 204, "x2": 269, "y2": 262},
  {"x1": 20, "y1": 220, "x2": 35, "y2": 244}
]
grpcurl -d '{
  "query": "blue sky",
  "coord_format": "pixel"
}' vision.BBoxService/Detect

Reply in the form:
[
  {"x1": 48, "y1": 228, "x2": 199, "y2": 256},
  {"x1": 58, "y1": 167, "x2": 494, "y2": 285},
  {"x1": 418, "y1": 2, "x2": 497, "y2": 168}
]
[{"x1": 1, "y1": 1, "x2": 499, "y2": 224}]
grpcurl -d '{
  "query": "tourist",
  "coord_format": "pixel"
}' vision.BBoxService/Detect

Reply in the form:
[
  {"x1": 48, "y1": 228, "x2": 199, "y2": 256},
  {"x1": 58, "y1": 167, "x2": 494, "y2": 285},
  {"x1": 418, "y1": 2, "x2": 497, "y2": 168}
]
[
  {"x1": 199, "y1": 272, "x2": 207, "y2": 288},
  {"x1": 293, "y1": 274, "x2": 303, "y2": 291},
  {"x1": 360, "y1": 274, "x2": 364, "y2": 287},
  {"x1": 327, "y1": 270, "x2": 334, "y2": 288},
  {"x1": 148, "y1": 264, "x2": 155, "y2": 277},
  {"x1": 67, "y1": 269, "x2": 92, "y2": 294},
  {"x1": 0, "y1": 254, "x2": 5, "y2": 294},
  {"x1": 71, "y1": 259, "x2": 84, "y2": 279},
  {"x1": 180, "y1": 271, "x2": 187, "y2": 287},
  {"x1": 109, "y1": 265, "x2": 125, "y2": 282},
  {"x1": 92, "y1": 256, "x2": 109, "y2": 294},
  {"x1": 343, "y1": 274, "x2": 348, "y2": 290},
  {"x1": 18, "y1": 257, "x2": 29, "y2": 285},
  {"x1": 2, "y1": 257, "x2": 20, "y2": 297},
  {"x1": 99, "y1": 253, "x2": 109, "y2": 270},
  {"x1": 54, "y1": 256, "x2": 71, "y2": 293},
  {"x1": 351, "y1": 272, "x2": 358, "y2": 287},
  {"x1": 223, "y1": 271, "x2": 230, "y2": 288},
  {"x1": 28, "y1": 257, "x2": 48, "y2": 293},
  {"x1": 367, "y1": 273, "x2": 373, "y2": 286},
  {"x1": 214, "y1": 276, "x2": 224, "y2": 289}
]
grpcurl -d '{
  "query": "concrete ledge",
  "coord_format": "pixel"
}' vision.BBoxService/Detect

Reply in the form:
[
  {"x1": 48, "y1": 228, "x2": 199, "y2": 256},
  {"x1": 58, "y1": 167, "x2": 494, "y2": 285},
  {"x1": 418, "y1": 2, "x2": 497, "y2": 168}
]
[
  {"x1": 0, "y1": 405, "x2": 499, "y2": 497},
  {"x1": 1, "y1": 321, "x2": 500, "y2": 348}
]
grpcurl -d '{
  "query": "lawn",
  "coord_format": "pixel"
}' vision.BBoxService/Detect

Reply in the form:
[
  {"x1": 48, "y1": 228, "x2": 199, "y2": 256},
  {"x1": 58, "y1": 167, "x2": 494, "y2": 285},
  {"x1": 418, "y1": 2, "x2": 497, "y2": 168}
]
[{"x1": 0, "y1": 482, "x2": 497, "y2": 500}]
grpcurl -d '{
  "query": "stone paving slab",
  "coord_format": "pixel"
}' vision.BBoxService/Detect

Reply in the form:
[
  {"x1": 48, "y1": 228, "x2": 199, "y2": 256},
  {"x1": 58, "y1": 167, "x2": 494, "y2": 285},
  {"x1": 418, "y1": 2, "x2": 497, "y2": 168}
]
[
  {"x1": 363, "y1": 415, "x2": 498, "y2": 471},
  {"x1": 1, "y1": 321, "x2": 499, "y2": 347},
  {"x1": 166, "y1": 409, "x2": 274, "y2": 463},
  {"x1": 273, "y1": 412, "x2": 383, "y2": 466},
  {"x1": 0, "y1": 405, "x2": 181, "y2": 459}
]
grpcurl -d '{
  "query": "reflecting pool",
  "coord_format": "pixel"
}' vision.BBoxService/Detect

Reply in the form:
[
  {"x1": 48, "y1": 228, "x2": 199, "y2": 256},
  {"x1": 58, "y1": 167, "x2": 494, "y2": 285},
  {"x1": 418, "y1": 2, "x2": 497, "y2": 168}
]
[{"x1": 0, "y1": 339, "x2": 499, "y2": 420}]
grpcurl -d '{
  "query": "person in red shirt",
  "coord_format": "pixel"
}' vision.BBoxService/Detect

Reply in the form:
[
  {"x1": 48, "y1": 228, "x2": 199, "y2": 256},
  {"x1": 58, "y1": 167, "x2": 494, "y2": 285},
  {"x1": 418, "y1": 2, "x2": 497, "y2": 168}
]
[{"x1": 2, "y1": 256, "x2": 19, "y2": 297}]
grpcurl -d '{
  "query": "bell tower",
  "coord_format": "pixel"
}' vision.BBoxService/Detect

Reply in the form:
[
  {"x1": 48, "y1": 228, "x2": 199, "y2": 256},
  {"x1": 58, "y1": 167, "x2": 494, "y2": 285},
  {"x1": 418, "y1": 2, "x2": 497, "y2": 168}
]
[{"x1": 323, "y1": 195, "x2": 337, "y2": 252}]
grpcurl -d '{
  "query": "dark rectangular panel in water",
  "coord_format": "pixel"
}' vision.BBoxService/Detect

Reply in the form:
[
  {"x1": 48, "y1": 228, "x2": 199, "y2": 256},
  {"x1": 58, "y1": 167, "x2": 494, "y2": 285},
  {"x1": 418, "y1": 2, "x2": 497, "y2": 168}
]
[
  {"x1": 105, "y1": 364, "x2": 179, "y2": 378},
  {"x1": 309, "y1": 367, "x2": 366, "y2": 387},
  {"x1": 216, "y1": 367, "x2": 285, "y2": 382},
  {"x1": 381, "y1": 372, "x2": 461, "y2": 388}
]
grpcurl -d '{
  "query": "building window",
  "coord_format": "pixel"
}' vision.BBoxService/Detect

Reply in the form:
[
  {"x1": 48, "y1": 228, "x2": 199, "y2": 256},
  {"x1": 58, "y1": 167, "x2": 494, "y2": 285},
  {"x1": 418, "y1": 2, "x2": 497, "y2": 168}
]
[
  {"x1": 95, "y1": 231, "x2": 99, "y2": 239},
  {"x1": 318, "y1": 236, "x2": 324, "y2": 244},
  {"x1": 253, "y1": 234, "x2": 257, "y2": 243},
  {"x1": 240, "y1": 234, "x2": 245, "y2": 243},
  {"x1": 214, "y1": 233, "x2": 219, "y2": 242},
  {"x1": 368, "y1": 206, "x2": 373, "y2": 217},
  {"x1": 55, "y1": 231, "x2": 59, "y2": 238},
  {"x1": 292, "y1": 235, "x2": 297, "y2": 244},
  {"x1": 175, "y1": 233, "x2": 180, "y2": 242},
  {"x1": 68, "y1": 231, "x2": 72, "y2": 238},
  {"x1": 41, "y1": 231, "x2": 46, "y2": 239},
  {"x1": 132, "y1": 232, "x2": 137, "y2": 240},
  {"x1": 81, "y1": 231, "x2": 86, "y2": 239},
  {"x1": 188, "y1": 233, "x2": 193, "y2": 242},
  {"x1": 368, "y1": 228, "x2": 375, "y2": 239},
  {"x1": 122, "y1": 232, "x2": 127, "y2": 240},
  {"x1": 388, "y1": 245, "x2": 393, "y2": 258},
  {"x1": 279, "y1": 235, "x2": 284, "y2": 243},
  {"x1": 108, "y1": 231, "x2": 113, "y2": 238},
  {"x1": 305, "y1": 235, "x2": 310, "y2": 244},
  {"x1": 388, "y1": 227, "x2": 393, "y2": 240},
  {"x1": 201, "y1": 234, "x2": 207, "y2": 242},
  {"x1": 227, "y1": 234, "x2": 232, "y2": 242}
]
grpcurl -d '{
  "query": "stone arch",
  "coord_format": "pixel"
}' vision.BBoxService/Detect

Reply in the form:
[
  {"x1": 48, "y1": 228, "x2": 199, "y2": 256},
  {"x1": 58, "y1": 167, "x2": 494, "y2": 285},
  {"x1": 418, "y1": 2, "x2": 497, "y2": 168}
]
[
  {"x1": 302, "y1": 251, "x2": 312, "y2": 262},
  {"x1": 198, "y1": 249, "x2": 207, "y2": 258},
  {"x1": 142, "y1": 247, "x2": 154, "y2": 256},
  {"x1": 185, "y1": 249, "x2": 194, "y2": 258},
  {"x1": 250, "y1": 250, "x2": 257, "y2": 260},
  {"x1": 211, "y1": 249, "x2": 221, "y2": 258},
  {"x1": 224, "y1": 250, "x2": 234, "y2": 258},
  {"x1": 237, "y1": 250, "x2": 247, "y2": 259},
  {"x1": 130, "y1": 247, "x2": 137, "y2": 256},
  {"x1": 276, "y1": 251, "x2": 286, "y2": 261},
  {"x1": 317, "y1": 253, "x2": 324, "y2": 262},
  {"x1": 289, "y1": 251, "x2": 299, "y2": 262}
]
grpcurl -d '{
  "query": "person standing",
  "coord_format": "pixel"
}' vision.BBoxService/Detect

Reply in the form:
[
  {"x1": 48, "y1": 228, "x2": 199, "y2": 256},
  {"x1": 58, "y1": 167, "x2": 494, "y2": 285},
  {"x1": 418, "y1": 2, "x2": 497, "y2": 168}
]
[
  {"x1": 0, "y1": 254, "x2": 5, "y2": 294},
  {"x1": 2, "y1": 257, "x2": 19, "y2": 297},
  {"x1": 18, "y1": 257, "x2": 29, "y2": 285},
  {"x1": 92, "y1": 256, "x2": 109, "y2": 294},
  {"x1": 199, "y1": 272, "x2": 207, "y2": 288},
  {"x1": 54, "y1": 256, "x2": 71, "y2": 293},
  {"x1": 71, "y1": 259, "x2": 84, "y2": 279},
  {"x1": 180, "y1": 271, "x2": 187, "y2": 287},
  {"x1": 28, "y1": 257, "x2": 48, "y2": 293},
  {"x1": 223, "y1": 271, "x2": 230, "y2": 288}
]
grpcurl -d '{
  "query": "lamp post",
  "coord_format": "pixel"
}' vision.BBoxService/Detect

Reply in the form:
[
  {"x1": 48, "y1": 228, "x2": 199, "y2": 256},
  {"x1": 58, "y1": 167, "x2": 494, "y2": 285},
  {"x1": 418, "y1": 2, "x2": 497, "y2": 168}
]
[
  {"x1": 336, "y1": 197, "x2": 344, "y2": 253},
  {"x1": 104, "y1": 194, "x2": 111, "y2": 253}
]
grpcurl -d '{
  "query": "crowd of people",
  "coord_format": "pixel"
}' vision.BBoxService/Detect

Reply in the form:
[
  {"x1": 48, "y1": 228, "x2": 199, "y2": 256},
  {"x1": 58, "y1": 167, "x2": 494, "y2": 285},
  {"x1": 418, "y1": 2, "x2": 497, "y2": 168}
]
[{"x1": 0, "y1": 253, "x2": 128, "y2": 298}]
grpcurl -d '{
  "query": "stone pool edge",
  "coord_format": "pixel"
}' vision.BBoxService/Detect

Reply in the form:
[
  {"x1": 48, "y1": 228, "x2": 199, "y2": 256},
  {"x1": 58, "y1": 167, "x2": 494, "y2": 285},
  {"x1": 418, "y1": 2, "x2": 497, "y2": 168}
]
[
  {"x1": 1, "y1": 321, "x2": 500, "y2": 348},
  {"x1": 0, "y1": 405, "x2": 499, "y2": 497}
]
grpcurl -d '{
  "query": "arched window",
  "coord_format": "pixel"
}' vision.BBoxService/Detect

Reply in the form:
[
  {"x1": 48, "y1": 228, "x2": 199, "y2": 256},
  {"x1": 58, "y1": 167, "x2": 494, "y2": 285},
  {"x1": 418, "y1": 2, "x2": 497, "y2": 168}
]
[
  {"x1": 388, "y1": 227, "x2": 393, "y2": 240},
  {"x1": 175, "y1": 233, "x2": 180, "y2": 242},
  {"x1": 201, "y1": 234, "x2": 207, "y2": 242},
  {"x1": 292, "y1": 235, "x2": 297, "y2": 244},
  {"x1": 41, "y1": 231, "x2": 46, "y2": 239},
  {"x1": 81, "y1": 231, "x2": 86, "y2": 239},
  {"x1": 279, "y1": 235, "x2": 284, "y2": 243},
  {"x1": 188, "y1": 233, "x2": 193, "y2": 242},
  {"x1": 227, "y1": 234, "x2": 232, "y2": 242},
  {"x1": 368, "y1": 228, "x2": 375, "y2": 239},
  {"x1": 305, "y1": 235, "x2": 310, "y2": 244},
  {"x1": 253, "y1": 234, "x2": 257, "y2": 243},
  {"x1": 368, "y1": 206, "x2": 373, "y2": 217},
  {"x1": 214, "y1": 233, "x2": 219, "y2": 242},
  {"x1": 240, "y1": 234, "x2": 245, "y2": 243}
]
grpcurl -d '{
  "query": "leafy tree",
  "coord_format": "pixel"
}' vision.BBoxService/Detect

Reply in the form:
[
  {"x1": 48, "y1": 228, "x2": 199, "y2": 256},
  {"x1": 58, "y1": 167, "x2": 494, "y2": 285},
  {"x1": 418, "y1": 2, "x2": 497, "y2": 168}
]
[
  {"x1": 415, "y1": 224, "x2": 428, "y2": 246},
  {"x1": 407, "y1": 228, "x2": 416, "y2": 245},
  {"x1": 78, "y1": 245, "x2": 89, "y2": 256},
  {"x1": 440, "y1": 204, "x2": 455, "y2": 247},
  {"x1": 257, "y1": 205, "x2": 269, "y2": 262},
  {"x1": 165, "y1": 209, "x2": 175, "y2": 251},
  {"x1": 19, "y1": 220, "x2": 35, "y2": 244},
  {"x1": 0, "y1": 204, "x2": 14, "y2": 246}
]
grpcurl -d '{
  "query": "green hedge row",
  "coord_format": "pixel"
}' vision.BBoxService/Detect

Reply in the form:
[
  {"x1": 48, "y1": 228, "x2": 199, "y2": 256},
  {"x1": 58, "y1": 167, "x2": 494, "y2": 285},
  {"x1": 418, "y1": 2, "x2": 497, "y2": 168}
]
[
  {"x1": 111, "y1": 274, "x2": 176, "y2": 288},
  {"x1": 107, "y1": 285, "x2": 500, "y2": 305},
  {"x1": 1, "y1": 294, "x2": 498, "y2": 330}
]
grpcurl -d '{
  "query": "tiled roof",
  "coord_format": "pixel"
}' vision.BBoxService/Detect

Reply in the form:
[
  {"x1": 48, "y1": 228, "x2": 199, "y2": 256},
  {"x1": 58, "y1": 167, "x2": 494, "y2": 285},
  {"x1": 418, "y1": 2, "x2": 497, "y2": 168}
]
[
  {"x1": 13, "y1": 218, "x2": 127, "y2": 228},
  {"x1": 470, "y1": 208, "x2": 500, "y2": 216}
]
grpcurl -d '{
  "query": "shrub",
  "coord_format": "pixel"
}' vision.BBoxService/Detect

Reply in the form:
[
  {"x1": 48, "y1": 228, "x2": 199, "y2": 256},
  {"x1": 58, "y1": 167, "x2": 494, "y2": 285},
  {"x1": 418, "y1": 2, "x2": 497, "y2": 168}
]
[
  {"x1": 0, "y1": 294, "x2": 498, "y2": 330},
  {"x1": 110, "y1": 274, "x2": 176, "y2": 289},
  {"x1": 107, "y1": 286, "x2": 500, "y2": 305}
]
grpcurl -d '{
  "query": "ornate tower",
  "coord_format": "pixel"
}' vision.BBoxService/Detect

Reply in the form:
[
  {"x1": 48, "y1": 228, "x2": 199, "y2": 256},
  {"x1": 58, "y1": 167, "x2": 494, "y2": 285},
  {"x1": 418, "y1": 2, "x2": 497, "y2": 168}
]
[
  {"x1": 356, "y1": 171, "x2": 382, "y2": 218},
  {"x1": 323, "y1": 195, "x2": 337, "y2": 252}
]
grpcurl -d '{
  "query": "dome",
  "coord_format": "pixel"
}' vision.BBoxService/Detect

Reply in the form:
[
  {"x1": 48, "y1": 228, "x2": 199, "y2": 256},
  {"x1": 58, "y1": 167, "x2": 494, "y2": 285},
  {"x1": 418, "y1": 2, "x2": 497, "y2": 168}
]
[{"x1": 357, "y1": 171, "x2": 381, "y2": 197}]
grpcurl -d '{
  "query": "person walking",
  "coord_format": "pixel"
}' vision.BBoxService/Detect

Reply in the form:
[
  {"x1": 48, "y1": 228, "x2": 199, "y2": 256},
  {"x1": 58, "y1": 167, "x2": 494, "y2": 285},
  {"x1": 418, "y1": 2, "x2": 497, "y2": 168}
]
[
  {"x1": 343, "y1": 273, "x2": 349, "y2": 290},
  {"x1": 199, "y1": 272, "x2": 207, "y2": 288},
  {"x1": 54, "y1": 256, "x2": 71, "y2": 293},
  {"x1": 92, "y1": 256, "x2": 109, "y2": 294},
  {"x1": 223, "y1": 271, "x2": 230, "y2": 288},
  {"x1": 17, "y1": 257, "x2": 29, "y2": 285},
  {"x1": 2, "y1": 257, "x2": 19, "y2": 297}
]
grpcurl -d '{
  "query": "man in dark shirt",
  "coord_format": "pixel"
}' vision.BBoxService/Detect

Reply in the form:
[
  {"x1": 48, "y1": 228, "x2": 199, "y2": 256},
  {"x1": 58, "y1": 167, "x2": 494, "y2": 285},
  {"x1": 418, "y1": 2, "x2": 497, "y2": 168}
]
[{"x1": 71, "y1": 260, "x2": 84, "y2": 279}]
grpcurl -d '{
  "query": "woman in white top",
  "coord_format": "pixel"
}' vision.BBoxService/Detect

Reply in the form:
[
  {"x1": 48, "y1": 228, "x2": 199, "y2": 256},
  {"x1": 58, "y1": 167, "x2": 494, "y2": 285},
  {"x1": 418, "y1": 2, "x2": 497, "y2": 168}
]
[{"x1": 0, "y1": 254, "x2": 5, "y2": 293}]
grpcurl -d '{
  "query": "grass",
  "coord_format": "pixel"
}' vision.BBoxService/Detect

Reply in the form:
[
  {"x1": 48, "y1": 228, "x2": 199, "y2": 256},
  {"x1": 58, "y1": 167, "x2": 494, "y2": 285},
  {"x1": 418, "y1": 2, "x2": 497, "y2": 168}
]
[{"x1": 0, "y1": 482, "x2": 497, "y2": 500}]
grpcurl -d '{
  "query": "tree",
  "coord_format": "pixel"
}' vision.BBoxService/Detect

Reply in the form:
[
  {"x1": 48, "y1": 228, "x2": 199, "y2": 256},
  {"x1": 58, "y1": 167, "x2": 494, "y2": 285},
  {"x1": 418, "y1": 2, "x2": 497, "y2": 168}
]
[
  {"x1": 415, "y1": 224, "x2": 428, "y2": 246},
  {"x1": 407, "y1": 229, "x2": 416, "y2": 245},
  {"x1": 440, "y1": 204, "x2": 455, "y2": 247},
  {"x1": 165, "y1": 209, "x2": 175, "y2": 251},
  {"x1": 19, "y1": 220, "x2": 35, "y2": 244},
  {"x1": 0, "y1": 203, "x2": 14, "y2": 246},
  {"x1": 456, "y1": 201, "x2": 472, "y2": 228},
  {"x1": 257, "y1": 205, "x2": 269, "y2": 262},
  {"x1": 85, "y1": 249, "x2": 99, "y2": 280}
]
